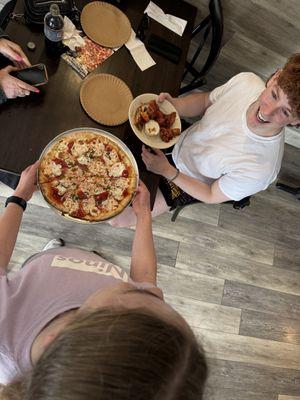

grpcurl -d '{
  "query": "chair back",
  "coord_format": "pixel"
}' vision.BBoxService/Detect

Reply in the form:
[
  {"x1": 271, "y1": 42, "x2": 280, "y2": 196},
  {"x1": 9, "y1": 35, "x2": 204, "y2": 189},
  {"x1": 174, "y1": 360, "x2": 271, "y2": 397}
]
[
  {"x1": 199, "y1": 0, "x2": 223, "y2": 79},
  {"x1": 180, "y1": 0, "x2": 223, "y2": 94}
]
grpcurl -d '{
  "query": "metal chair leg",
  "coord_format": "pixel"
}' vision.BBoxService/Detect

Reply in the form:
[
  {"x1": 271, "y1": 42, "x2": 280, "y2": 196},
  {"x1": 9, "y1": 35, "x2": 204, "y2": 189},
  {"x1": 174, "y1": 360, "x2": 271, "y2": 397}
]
[
  {"x1": 171, "y1": 206, "x2": 184, "y2": 222},
  {"x1": 276, "y1": 182, "x2": 300, "y2": 200}
]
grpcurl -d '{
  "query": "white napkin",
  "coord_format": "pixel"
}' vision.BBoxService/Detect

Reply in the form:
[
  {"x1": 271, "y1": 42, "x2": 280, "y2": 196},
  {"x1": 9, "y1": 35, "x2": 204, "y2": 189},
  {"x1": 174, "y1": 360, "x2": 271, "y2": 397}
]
[
  {"x1": 125, "y1": 29, "x2": 156, "y2": 71},
  {"x1": 144, "y1": 1, "x2": 187, "y2": 36},
  {"x1": 62, "y1": 16, "x2": 85, "y2": 51}
]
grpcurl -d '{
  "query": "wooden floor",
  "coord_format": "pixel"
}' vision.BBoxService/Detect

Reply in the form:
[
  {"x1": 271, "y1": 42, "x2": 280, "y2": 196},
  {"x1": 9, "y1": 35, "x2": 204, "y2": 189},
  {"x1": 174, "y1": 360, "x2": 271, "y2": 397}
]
[
  {"x1": 1, "y1": 0, "x2": 299, "y2": 398},
  {"x1": 1, "y1": 145, "x2": 299, "y2": 400}
]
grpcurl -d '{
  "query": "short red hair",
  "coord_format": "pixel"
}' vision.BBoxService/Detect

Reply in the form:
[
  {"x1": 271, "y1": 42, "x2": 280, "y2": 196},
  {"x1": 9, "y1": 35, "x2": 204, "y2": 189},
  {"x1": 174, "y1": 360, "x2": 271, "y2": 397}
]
[{"x1": 277, "y1": 53, "x2": 300, "y2": 119}]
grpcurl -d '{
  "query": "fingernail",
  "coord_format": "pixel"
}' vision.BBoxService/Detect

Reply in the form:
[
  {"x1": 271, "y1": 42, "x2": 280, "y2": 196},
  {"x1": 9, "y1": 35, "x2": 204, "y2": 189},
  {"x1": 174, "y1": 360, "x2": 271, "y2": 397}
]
[{"x1": 35, "y1": 89, "x2": 40, "y2": 93}]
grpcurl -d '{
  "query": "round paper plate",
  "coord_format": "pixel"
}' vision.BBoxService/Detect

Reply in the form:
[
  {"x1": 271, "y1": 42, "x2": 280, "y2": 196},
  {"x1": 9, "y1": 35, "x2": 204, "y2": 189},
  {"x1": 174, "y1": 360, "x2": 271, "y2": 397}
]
[
  {"x1": 81, "y1": 1, "x2": 131, "y2": 48},
  {"x1": 80, "y1": 73, "x2": 133, "y2": 126},
  {"x1": 128, "y1": 93, "x2": 182, "y2": 149}
]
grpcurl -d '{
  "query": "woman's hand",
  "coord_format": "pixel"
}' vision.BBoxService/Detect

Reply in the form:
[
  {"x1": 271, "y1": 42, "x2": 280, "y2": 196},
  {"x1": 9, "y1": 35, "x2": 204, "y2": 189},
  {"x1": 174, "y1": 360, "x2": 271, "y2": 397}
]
[
  {"x1": 141, "y1": 145, "x2": 176, "y2": 178},
  {"x1": 132, "y1": 180, "x2": 151, "y2": 217},
  {"x1": 0, "y1": 38, "x2": 30, "y2": 67},
  {"x1": 0, "y1": 66, "x2": 38, "y2": 99},
  {"x1": 14, "y1": 161, "x2": 40, "y2": 201}
]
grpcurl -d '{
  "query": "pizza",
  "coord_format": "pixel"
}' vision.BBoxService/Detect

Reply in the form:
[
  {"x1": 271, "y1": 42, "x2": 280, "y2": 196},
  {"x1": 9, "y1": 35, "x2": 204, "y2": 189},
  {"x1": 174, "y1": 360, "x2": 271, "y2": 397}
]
[
  {"x1": 76, "y1": 37, "x2": 114, "y2": 73},
  {"x1": 38, "y1": 130, "x2": 138, "y2": 222}
]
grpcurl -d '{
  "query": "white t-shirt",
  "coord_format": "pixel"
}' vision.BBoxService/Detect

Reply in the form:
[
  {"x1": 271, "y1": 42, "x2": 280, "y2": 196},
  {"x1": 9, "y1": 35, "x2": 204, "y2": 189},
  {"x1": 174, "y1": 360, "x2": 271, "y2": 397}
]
[
  {"x1": 0, "y1": 247, "x2": 161, "y2": 384},
  {"x1": 172, "y1": 72, "x2": 285, "y2": 201}
]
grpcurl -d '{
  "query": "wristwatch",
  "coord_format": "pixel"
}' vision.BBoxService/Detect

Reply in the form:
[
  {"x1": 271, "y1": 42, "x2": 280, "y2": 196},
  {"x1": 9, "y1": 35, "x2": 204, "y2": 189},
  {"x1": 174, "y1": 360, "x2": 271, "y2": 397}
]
[{"x1": 5, "y1": 196, "x2": 27, "y2": 211}]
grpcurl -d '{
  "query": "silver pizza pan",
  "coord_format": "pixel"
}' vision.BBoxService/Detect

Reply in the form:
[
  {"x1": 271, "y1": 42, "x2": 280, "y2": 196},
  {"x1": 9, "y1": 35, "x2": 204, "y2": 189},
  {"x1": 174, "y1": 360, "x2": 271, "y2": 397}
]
[{"x1": 37, "y1": 127, "x2": 139, "y2": 223}]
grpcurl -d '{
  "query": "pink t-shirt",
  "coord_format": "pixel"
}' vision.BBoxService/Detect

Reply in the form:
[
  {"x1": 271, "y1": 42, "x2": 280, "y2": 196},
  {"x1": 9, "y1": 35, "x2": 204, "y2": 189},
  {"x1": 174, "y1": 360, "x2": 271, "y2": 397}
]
[{"x1": 0, "y1": 247, "x2": 158, "y2": 384}]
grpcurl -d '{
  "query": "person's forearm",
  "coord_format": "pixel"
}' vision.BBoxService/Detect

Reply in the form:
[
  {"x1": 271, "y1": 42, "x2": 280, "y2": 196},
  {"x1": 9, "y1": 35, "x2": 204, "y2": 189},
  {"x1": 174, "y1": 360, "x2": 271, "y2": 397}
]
[
  {"x1": 0, "y1": 203, "x2": 24, "y2": 269},
  {"x1": 163, "y1": 165, "x2": 228, "y2": 204},
  {"x1": 130, "y1": 211, "x2": 157, "y2": 284},
  {"x1": 170, "y1": 92, "x2": 211, "y2": 118}
]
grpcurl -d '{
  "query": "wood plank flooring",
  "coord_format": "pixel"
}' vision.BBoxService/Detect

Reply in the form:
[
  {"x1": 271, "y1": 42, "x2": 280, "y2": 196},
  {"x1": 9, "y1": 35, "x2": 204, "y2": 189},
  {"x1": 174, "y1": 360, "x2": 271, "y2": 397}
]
[
  {"x1": 1, "y1": 145, "x2": 299, "y2": 399},
  {"x1": 1, "y1": 0, "x2": 299, "y2": 397}
]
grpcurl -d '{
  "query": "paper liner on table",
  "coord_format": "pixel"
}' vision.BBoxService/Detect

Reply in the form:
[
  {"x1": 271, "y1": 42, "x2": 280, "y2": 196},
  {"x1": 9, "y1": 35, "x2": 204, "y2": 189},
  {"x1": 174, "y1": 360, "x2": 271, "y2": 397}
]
[
  {"x1": 81, "y1": 1, "x2": 131, "y2": 48},
  {"x1": 80, "y1": 73, "x2": 133, "y2": 126}
]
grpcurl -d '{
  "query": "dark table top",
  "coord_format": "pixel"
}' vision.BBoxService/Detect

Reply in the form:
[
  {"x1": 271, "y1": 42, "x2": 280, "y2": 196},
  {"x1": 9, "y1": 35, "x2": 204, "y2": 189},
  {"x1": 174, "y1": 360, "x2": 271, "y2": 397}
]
[{"x1": 0, "y1": 0, "x2": 196, "y2": 205}]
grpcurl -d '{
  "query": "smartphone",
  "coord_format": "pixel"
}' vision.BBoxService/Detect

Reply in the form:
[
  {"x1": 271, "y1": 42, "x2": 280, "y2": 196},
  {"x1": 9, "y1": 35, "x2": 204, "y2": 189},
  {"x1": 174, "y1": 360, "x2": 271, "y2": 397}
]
[{"x1": 10, "y1": 64, "x2": 48, "y2": 87}]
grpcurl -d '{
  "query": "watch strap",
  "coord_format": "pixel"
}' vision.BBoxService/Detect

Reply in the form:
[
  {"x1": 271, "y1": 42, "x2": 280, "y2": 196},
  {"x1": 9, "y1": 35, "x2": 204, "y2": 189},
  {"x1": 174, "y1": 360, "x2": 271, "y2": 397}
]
[{"x1": 5, "y1": 196, "x2": 27, "y2": 211}]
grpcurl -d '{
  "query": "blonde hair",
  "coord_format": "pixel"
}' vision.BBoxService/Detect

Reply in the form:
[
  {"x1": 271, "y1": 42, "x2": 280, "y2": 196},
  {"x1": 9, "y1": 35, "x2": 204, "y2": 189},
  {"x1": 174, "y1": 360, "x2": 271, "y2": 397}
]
[{"x1": 1, "y1": 308, "x2": 207, "y2": 400}]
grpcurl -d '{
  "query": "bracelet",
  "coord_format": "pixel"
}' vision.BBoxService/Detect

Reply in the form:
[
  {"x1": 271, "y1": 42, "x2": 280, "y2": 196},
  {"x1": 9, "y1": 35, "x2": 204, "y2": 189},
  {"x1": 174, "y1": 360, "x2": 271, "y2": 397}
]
[
  {"x1": 5, "y1": 196, "x2": 27, "y2": 211},
  {"x1": 167, "y1": 168, "x2": 180, "y2": 183}
]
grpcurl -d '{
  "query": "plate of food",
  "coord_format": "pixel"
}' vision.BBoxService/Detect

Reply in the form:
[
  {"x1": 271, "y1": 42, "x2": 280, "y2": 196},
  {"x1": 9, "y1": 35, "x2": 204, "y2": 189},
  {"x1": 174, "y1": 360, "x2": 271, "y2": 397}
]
[
  {"x1": 128, "y1": 93, "x2": 181, "y2": 149},
  {"x1": 38, "y1": 128, "x2": 138, "y2": 223}
]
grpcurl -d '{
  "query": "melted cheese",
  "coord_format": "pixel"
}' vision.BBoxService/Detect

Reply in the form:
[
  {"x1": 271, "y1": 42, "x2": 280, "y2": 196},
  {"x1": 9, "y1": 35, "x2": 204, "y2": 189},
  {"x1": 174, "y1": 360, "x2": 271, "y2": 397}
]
[
  {"x1": 101, "y1": 197, "x2": 119, "y2": 212},
  {"x1": 103, "y1": 150, "x2": 119, "y2": 166},
  {"x1": 77, "y1": 154, "x2": 89, "y2": 165},
  {"x1": 115, "y1": 177, "x2": 129, "y2": 190},
  {"x1": 92, "y1": 141, "x2": 106, "y2": 156},
  {"x1": 63, "y1": 197, "x2": 78, "y2": 213},
  {"x1": 111, "y1": 186, "x2": 124, "y2": 200},
  {"x1": 71, "y1": 142, "x2": 89, "y2": 157},
  {"x1": 44, "y1": 161, "x2": 62, "y2": 177},
  {"x1": 56, "y1": 184, "x2": 68, "y2": 196},
  {"x1": 110, "y1": 162, "x2": 125, "y2": 177},
  {"x1": 88, "y1": 161, "x2": 107, "y2": 175},
  {"x1": 82, "y1": 197, "x2": 96, "y2": 214}
]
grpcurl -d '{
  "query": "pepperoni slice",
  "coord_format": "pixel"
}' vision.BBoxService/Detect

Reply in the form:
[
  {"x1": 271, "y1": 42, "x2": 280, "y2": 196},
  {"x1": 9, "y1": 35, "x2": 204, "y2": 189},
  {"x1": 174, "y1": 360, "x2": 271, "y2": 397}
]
[
  {"x1": 71, "y1": 203, "x2": 86, "y2": 219},
  {"x1": 123, "y1": 188, "x2": 129, "y2": 197},
  {"x1": 76, "y1": 160, "x2": 88, "y2": 171},
  {"x1": 77, "y1": 189, "x2": 87, "y2": 199},
  {"x1": 52, "y1": 187, "x2": 63, "y2": 203},
  {"x1": 95, "y1": 191, "x2": 109, "y2": 202},
  {"x1": 71, "y1": 208, "x2": 85, "y2": 219},
  {"x1": 67, "y1": 141, "x2": 74, "y2": 153},
  {"x1": 122, "y1": 169, "x2": 129, "y2": 178}
]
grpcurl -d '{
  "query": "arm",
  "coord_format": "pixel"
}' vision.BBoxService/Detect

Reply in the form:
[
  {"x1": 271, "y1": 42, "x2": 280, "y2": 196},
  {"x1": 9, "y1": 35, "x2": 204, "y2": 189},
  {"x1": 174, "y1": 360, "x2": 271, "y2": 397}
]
[
  {"x1": 0, "y1": 161, "x2": 39, "y2": 270},
  {"x1": 0, "y1": 37, "x2": 37, "y2": 100},
  {"x1": 0, "y1": 37, "x2": 30, "y2": 67},
  {"x1": 130, "y1": 181, "x2": 157, "y2": 285},
  {"x1": 0, "y1": 66, "x2": 38, "y2": 100},
  {"x1": 142, "y1": 146, "x2": 231, "y2": 204},
  {"x1": 157, "y1": 92, "x2": 212, "y2": 119}
]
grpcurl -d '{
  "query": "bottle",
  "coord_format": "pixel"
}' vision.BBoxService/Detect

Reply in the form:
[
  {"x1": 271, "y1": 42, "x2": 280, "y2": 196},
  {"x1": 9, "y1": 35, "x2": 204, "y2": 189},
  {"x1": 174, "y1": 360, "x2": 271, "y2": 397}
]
[{"x1": 44, "y1": 4, "x2": 64, "y2": 55}]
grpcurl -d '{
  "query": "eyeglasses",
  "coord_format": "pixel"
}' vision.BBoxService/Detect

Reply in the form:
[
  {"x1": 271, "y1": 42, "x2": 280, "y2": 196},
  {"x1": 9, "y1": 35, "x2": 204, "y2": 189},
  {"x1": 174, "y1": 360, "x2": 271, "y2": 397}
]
[{"x1": 136, "y1": 13, "x2": 150, "y2": 42}]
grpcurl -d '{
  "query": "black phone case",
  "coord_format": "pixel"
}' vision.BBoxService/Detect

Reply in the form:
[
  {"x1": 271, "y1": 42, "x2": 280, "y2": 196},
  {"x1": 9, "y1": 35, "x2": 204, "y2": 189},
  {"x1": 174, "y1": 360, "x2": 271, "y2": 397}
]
[
  {"x1": 11, "y1": 65, "x2": 48, "y2": 86},
  {"x1": 147, "y1": 34, "x2": 182, "y2": 64}
]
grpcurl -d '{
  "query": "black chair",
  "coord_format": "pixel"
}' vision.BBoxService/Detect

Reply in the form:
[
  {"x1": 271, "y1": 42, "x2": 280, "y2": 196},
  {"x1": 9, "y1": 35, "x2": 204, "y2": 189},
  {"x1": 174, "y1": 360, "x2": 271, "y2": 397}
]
[
  {"x1": 180, "y1": 0, "x2": 223, "y2": 94},
  {"x1": 171, "y1": 196, "x2": 251, "y2": 222},
  {"x1": 276, "y1": 182, "x2": 300, "y2": 200}
]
